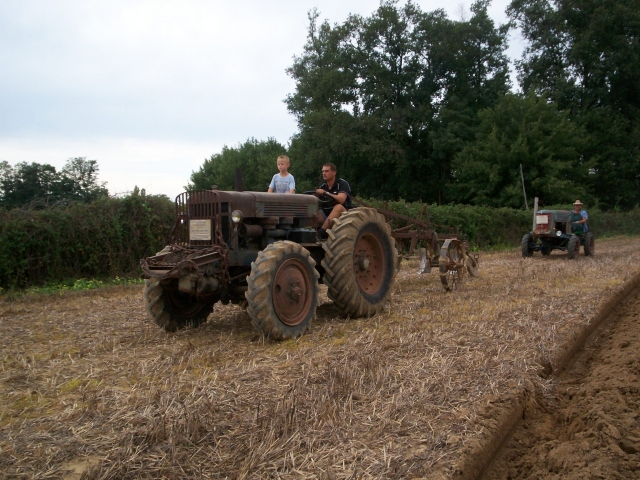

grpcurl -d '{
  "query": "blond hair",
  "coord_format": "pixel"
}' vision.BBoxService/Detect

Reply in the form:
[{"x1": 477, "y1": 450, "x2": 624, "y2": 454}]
[{"x1": 277, "y1": 155, "x2": 290, "y2": 165}]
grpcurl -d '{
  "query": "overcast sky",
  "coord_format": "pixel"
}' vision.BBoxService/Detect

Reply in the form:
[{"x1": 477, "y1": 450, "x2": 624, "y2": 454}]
[{"x1": 0, "y1": 0, "x2": 519, "y2": 199}]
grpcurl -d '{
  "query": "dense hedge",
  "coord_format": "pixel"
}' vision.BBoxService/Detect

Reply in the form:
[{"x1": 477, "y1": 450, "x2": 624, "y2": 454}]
[
  {"x1": 0, "y1": 190, "x2": 174, "y2": 289},
  {"x1": 1, "y1": 192, "x2": 638, "y2": 289}
]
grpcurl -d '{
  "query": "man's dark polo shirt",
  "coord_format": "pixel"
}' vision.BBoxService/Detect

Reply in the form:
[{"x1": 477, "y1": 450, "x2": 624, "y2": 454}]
[{"x1": 319, "y1": 178, "x2": 353, "y2": 216}]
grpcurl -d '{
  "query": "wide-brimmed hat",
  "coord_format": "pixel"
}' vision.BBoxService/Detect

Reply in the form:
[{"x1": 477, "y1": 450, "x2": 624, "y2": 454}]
[{"x1": 573, "y1": 200, "x2": 583, "y2": 206}]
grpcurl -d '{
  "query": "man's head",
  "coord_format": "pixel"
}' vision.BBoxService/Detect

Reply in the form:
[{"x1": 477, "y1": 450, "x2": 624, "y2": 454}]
[
  {"x1": 321, "y1": 163, "x2": 337, "y2": 183},
  {"x1": 277, "y1": 155, "x2": 290, "y2": 173},
  {"x1": 573, "y1": 200, "x2": 583, "y2": 211}
]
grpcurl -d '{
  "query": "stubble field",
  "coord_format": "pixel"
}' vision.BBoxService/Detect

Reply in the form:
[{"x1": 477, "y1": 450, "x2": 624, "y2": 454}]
[{"x1": 1, "y1": 237, "x2": 639, "y2": 479}]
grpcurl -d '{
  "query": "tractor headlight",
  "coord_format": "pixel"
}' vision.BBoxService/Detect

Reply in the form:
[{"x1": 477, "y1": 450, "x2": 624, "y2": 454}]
[
  {"x1": 231, "y1": 210, "x2": 243, "y2": 224},
  {"x1": 556, "y1": 230, "x2": 562, "y2": 237}
]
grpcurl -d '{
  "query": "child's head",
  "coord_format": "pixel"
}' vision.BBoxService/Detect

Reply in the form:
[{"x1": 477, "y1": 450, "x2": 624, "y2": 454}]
[{"x1": 276, "y1": 155, "x2": 290, "y2": 174}]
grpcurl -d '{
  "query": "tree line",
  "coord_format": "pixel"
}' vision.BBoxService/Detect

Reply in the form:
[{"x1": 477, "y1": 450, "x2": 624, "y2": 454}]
[
  {"x1": 0, "y1": 157, "x2": 108, "y2": 208},
  {"x1": 2, "y1": 0, "x2": 637, "y2": 212},
  {"x1": 191, "y1": 0, "x2": 640, "y2": 210}
]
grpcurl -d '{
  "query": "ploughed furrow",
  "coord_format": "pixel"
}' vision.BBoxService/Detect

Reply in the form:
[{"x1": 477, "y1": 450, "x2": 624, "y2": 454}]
[{"x1": 484, "y1": 287, "x2": 640, "y2": 479}]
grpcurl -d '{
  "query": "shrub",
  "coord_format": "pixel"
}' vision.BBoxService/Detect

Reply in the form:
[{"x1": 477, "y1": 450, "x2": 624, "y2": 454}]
[{"x1": 0, "y1": 190, "x2": 173, "y2": 289}]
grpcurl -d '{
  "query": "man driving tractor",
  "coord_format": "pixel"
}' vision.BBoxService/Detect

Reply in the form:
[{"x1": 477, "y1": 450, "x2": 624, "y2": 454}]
[
  {"x1": 315, "y1": 163, "x2": 353, "y2": 239},
  {"x1": 571, "y1": 200, "x2": 588, "y2": 233}
]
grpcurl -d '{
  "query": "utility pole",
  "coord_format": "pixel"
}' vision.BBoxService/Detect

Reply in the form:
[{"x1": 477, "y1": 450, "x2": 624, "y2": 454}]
[{"x1": 520, "y1": 164, "x2": 529, "y2": 210}]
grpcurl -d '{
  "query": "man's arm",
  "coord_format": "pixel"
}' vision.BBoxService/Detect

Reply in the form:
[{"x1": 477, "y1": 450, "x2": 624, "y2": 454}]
[
  {"x1": 575, "y1": 211, "x2": 588, "y2": 224},
  {"x1": 315, "y1": 188, "x2": 347, "y2": 204},
  {"x1": 327, "y1": 191, "x2": 347, "y2": 204}
]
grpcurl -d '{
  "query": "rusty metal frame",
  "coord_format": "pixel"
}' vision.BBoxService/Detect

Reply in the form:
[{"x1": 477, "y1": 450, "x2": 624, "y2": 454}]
[
  {"x1": 144, "y1": 191, "x2": 231, "y2": 285},
  {"x1": 360, "y1": 201, "x2": 456, "y2": 256}
]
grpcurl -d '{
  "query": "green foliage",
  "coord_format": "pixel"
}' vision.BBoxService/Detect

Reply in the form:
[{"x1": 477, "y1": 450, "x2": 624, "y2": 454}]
[
  {"x1": 189, "y1": 138, "x2": 289, "y2": 192},
  {"x1": 450, "y1": 93, "x2": 592, "y2": 207},
  {"x1": 286, "y1": 1, "x2": 511, "y2": 202},
  {"x1": 0, "y1": 158, "x2": 108, "y2": 208},
  {"x1": 363, "y1": 198, "x2": 532, "y2": 248},
  {"x1": 0, "y1": 188, "x2": 173, "y2": 289},
  {"x1": 507, "y1": 0, "x2": 640, "y2": 209},
  {"x1": 19, "y1": 276, "x2": 143, "y2": 296},
  {"x1": 183, "y1": 0, "x2": 637, "y2": 210}
]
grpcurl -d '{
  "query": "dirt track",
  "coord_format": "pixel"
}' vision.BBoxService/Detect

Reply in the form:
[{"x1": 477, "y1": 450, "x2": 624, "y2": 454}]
[
  {"x1": 1, "y1": 237, "x2": 640, "y2": 479},
  {"x1": 484, "y1": 286, "x2": 640, "y2": 479}
]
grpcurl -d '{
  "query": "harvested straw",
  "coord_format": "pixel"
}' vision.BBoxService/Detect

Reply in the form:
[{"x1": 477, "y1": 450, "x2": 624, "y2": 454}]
[{"x1": 1, "y1": 237, "x2": 639, "y2": 479}]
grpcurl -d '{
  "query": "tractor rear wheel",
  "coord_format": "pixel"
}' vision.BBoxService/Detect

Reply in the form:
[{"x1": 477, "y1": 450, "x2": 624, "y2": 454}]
[
  {"x1": 322, "y1": 208, "x2": 398, "y2": 318},
  {"x1": 245, "y1": 241, "x2": 319, "y2": 340},
  {"x1": 521, "y1": 233, "x2": 534, "y2": 257},
  {"x1": 143, "y1": 279, "x2": 213, "y2": 332},
  {"x1": 583, "y1": 232, "x2": 594, "y2": 256},
  {"x1": 567, "y1": 234, "x2": 580, "y2": 260}
]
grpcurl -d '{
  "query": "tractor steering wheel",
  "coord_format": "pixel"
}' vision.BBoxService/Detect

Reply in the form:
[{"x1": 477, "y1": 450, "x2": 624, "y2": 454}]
[{"x1": 302, "y1": 190, "x2": 337, "y2": 209}]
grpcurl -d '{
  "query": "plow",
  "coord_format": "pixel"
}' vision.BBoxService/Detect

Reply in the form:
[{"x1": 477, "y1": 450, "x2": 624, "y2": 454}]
[{"x1": 369, "y1": 202, "x2": 480, "y2": 291}]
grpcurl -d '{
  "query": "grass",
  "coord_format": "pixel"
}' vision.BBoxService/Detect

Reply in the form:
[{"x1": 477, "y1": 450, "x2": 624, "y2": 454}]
[
  {"x1": 0, "y1": 237, "x2": 639, "y2": 478},
  {"x1": 0, "y1": 276, "x2": 144, "y2": 300}
]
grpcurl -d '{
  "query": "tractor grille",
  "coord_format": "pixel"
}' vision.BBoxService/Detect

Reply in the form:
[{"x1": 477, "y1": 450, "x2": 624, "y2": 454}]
[
  {"x1": 172, "y1": 191, "x2": 222, "y2": 246},
  {"x1": 263, "y1": 203, "x2": 310, "y2": 217},
  {"x1": 534, "y1": 213, "x2": 551, "y2": 234}
]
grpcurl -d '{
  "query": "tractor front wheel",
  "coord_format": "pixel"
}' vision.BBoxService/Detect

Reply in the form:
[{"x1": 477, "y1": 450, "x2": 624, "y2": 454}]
[
  {"x1": 521, "y1": 233, "x2": 534, "y2": 257},
  {"x1": 143, "y1": 279, "x2": 213, "y2": 332},
  {"x1": 245, "y1": 241, "x2": 319, "y2": 340},
  {"x1": 567, "y1": 234, "x2": 580, "y2": 260}
]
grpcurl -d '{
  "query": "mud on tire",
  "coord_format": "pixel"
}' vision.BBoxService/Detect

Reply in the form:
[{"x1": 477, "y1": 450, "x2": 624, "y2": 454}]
[
  {"x1": 245, "y1": 241, "x2": 319, "y2": 340},
  {"x1": 143, "y1": 279, "x2": 213, "y2": 332},
  {"x1": 322, "y1": 207, "x2": 398, "y2": 318}
]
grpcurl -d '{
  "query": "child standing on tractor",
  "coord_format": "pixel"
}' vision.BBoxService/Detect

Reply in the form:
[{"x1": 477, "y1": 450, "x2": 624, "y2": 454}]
[{"x1": 268, "y1": 155, "x2": 295, "y2": 194}]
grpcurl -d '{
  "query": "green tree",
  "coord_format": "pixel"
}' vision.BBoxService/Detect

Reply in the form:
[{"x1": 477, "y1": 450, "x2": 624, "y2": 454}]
[
  {"x1": 508, "y1": 0, "x2": 640, "y2": 208},
  {"x1": 451, "y1": 93, "x2": 591, "y2": 208},
  {"x1": 287, "y1": 1, "x2": 511, "y2": 203},
  {"x1": 189, "y1": 138, "x2": 289, "y2": 192},
  {"x1": 0, "y1": 162, "x2": 61, "y2": 208},
  {"x1": 60, "y1": 157, "x2": 108, "y2": 202},
  {"x1": 0, "y1": 158, "x2": 108, "y2": 208}
]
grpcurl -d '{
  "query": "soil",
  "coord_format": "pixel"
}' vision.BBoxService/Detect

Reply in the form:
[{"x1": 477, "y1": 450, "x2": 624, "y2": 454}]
[
  {"x1": 1, "y1": 237, "x2": 639, "y2": 479},
  {"x1": 484, "y1": 287, "x2": 640, "y2": 479}
]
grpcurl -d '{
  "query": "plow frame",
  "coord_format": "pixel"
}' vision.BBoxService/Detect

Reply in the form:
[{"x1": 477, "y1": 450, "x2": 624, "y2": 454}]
[{"x1": 367, "y1": 202, "x2": 480, "y2": 291}]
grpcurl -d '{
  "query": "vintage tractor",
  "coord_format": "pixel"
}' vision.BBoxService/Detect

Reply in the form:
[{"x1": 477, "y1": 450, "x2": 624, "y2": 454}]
[
  {"x1": 141, "y1": 190, "x2": 480, "y2": 339},
  {"x1": 521, "y1": 209, "x2": 594, "y2": 259},
  {"x1": 141, "y1": 190, "x2": 399, "y2": 339}
]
